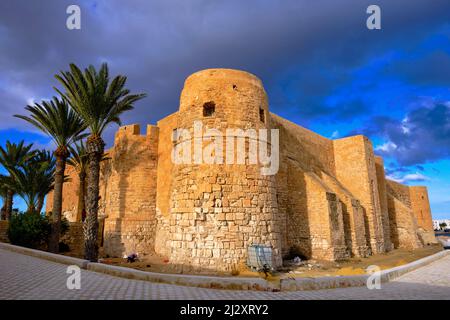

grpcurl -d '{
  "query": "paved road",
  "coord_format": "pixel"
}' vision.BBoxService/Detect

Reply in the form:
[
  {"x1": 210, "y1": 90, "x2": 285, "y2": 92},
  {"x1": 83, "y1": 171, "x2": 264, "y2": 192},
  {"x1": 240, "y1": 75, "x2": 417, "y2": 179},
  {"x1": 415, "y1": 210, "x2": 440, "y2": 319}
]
[{"x1": 0, "y1": 248, "x2": 449, "y2": 300}]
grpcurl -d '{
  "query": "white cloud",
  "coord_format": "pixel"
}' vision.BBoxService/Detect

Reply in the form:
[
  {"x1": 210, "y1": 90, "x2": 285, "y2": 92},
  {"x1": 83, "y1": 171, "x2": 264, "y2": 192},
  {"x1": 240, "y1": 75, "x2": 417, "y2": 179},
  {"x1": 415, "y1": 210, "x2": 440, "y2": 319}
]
[
  {"x1": 401, "y1": 117, "x2": 410, "y2": 134},
  {"x1": 375, "y1": 141, "x2": 397, "y2": 153},
  {"x1": 31, "y1": 139, "x2": 56, "y2": 151},
  {"x1": 387, "y1": 172, "x2": 431, "y2": 183},
  {"x1": 330, "y1": 130, "x2": 339, "y2": 139}
]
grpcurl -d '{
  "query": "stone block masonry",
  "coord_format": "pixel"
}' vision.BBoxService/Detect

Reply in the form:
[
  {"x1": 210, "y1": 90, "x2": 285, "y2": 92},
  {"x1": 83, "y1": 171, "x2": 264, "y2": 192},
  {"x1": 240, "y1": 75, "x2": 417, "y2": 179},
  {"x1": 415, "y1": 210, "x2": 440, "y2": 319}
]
[
  {"x1": 387, "y1": 180, "x2": 437, "y2": 248},
  {"x1": 375, "y1": 156, "x2": 393, "y2": 252},
  {"x1": 166, "y1": 69, "x2": 282, "y2": 271},
  {"x1": 49, "y1": 68, "x2": 436, "y2": 272},
  {"x1": 100, "y1": 124, "x2": 159, "y2": 258},
  {"x1": 333, "y1": 135, "x2": 386, "y2": 254},
  {"x1": 60, "y1": 221, "x2": 104, "y2": 257},
  {"x1": 409, "y1": 186, "x2": 438, "y2": 245}
]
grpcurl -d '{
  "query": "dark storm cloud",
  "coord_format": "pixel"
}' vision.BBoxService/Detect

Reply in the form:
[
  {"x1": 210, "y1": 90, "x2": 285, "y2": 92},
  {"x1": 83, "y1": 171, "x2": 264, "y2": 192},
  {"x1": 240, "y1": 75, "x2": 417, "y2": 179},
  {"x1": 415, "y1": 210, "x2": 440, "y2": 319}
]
[
  {"x1": 348, "y1": 115, "x2": 394, "y2": 136},
  {"x1": 385, "y1": 50, "x2": 450, "y2": 87},
  {"x1": 357, "y1": 102, "x2": 450, "y2": 166},
  {"x1": 385, "y1": 165, "x2": 409, "y2": 176},
  {"x1": 1, "y1": 0, "x2": 450, "y2": 145},
  {"x1": 416, "y1": 165, "x2": 425, "y2": 171}
]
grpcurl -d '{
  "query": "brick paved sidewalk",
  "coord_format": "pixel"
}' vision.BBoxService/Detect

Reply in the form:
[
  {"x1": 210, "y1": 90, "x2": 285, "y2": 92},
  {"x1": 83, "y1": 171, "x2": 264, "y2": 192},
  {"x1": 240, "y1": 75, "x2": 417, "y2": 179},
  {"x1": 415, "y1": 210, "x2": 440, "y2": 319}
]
[{"x1": 0, "y1": 248, "x2": 449, "y2": 300}]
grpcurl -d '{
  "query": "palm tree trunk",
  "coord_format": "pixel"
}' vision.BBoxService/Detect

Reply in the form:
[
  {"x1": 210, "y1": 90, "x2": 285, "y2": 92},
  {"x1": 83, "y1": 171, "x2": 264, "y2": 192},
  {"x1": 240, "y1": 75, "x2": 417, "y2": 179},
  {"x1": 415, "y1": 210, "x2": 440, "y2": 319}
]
[
  {"x1": 48, "y1": 155, "x2": 66, "y2": 253},
  {"x1": 84, "y1": 138, "x2": 104, "y2": 262},
  {"x1": 27, "y1": 203, "x2": 36, "y2": 214},
  {"x1": 76, "y1": 172, "x2": 86, "y2": 222},
  {"x1": 36, "y1": 196, "x2": 45, "y2": 215},
  {"x1": 5, "y1": 189, "x2": 13, "y2": 221}
]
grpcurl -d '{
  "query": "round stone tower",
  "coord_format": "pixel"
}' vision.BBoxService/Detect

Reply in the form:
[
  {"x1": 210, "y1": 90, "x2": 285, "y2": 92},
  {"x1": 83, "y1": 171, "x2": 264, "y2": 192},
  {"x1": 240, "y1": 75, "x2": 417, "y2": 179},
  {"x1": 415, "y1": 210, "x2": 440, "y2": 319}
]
[{"x1": 167, "y1": 69, "x2": 282, "y2": 272}]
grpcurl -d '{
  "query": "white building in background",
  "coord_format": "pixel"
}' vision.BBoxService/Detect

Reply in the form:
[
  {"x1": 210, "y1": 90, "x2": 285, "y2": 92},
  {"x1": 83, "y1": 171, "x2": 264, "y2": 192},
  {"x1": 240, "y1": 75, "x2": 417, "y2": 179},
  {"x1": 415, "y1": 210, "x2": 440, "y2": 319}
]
[{"x1": 433, "y1": 219, "x2": 450, "y2": 230}]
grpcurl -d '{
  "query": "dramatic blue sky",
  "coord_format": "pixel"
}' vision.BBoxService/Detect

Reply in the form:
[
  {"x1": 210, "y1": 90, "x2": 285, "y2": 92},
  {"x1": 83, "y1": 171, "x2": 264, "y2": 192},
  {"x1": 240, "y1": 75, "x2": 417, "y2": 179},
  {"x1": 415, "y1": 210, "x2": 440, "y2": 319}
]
[{"x1": 0, "y1": 0, "x2": 449, "y2": 218}]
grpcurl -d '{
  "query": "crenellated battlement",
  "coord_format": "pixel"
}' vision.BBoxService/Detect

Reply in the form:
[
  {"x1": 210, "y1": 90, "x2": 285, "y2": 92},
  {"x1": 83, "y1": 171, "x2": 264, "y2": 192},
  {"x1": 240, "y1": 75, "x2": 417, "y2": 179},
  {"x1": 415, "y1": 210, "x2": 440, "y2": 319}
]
[{"x1": 115, "y1": 124, "x2": 159, "y2": 140}]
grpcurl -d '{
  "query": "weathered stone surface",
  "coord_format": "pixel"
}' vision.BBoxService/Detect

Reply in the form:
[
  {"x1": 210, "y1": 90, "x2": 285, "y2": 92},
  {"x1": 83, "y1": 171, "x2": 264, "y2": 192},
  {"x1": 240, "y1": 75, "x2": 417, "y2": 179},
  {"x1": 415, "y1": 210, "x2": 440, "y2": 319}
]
[
  {"x1": 48, "y1": 68, "x2": 436, "y2": 271},
  {"x1": 386, "y1": 180, "x2": 423, "y2": 249},
  {"x1": 60, "y1": 221, "x2": 104, "y2": 257},
  {"x1": 46, "y1": 166, "x2": 80, "y2": 221},
  {"x1": 375, "y1": 156, "x2": 393, "y2": 252},
  {"x1": 409, "y1": 186, "x2": 436, "y2": 245},
  {"x1": 334, "y1": 135, "x2": 386, "y2": 254}
]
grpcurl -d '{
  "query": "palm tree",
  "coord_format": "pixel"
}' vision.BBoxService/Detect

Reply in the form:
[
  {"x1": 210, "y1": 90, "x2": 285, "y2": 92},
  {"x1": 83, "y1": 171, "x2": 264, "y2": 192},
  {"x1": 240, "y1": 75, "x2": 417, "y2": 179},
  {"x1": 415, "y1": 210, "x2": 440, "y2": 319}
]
[
  {"x1": 15, "y1": 97, "x2": 87, "y2": 253},
  {"x1": 0, "y1": 141, "x2": 35, "y2": 220},
  {"x1": 2, "y1": 152, "x2": 57, "y2": 214},
  {"x1": 5, "y1": 159, "x2": 49, "y2": 214},
  {"x1": 55, "y1": 63, "x2": 146, "y2": 261}
]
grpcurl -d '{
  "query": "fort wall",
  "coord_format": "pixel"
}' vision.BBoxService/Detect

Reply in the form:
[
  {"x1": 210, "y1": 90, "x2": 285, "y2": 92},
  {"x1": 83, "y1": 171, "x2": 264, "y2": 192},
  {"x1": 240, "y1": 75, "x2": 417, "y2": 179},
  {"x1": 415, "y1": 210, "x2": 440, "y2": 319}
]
[
  {"x1": 333, "y1": 135, "x2": 385, "y2": 254},
  {"x1": 320, "y1": 173, "x2": 369, "y2": 257},
  {"x1": 46, "y1": 166, "x2": 80, "y2": 221},
  {"x1": 375, "y1": 156, "x2": 393, "y2": 251},
  {"x1": 164, "y1": 69, "x2": 282, "y2": 271},
  {"x1": 409, "y1": 186, "x2": 433, "y2": 231},
  {"x1": 270, "y1": 114, "x2": 335, "y2": 176},
  {"x1": 271, "y1": 114, "x2": 352, "y2": 260},
  {"x1": 386, "y1": 180, "x2": 422, "y2": 249},
  {"x1": 409, "y1": 186, "x2": 437, "y2": 245},
  {"x1": 100, "y1": 124, "x2": 159, "y2": 257},
  {"x1": 47, "y1": 68, "x2": 436, "y2": 270},
  {"x1": 154, "y1": 112, "x2": 179, "y2": 258}
]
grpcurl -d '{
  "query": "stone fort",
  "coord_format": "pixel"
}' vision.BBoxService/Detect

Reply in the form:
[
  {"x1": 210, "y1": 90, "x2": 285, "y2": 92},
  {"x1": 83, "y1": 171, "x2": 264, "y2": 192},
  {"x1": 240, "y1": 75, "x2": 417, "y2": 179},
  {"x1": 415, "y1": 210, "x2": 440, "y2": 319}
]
[{"x1": 48, "y1": 68, "x2": 436, "y2": 272}]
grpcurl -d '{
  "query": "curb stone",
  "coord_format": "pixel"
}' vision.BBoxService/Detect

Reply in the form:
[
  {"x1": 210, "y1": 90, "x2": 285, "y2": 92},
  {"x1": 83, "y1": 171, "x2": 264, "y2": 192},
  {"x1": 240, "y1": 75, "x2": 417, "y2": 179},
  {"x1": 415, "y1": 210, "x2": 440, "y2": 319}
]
[
  {"x1": 87, "y1": 263, "x2": 276, "y2": 291},
  {"x1": 0, "y1": 241, "x2": 448, "y2": 292},
  {"x1": 0, "y1": 242, "x2": 89, "y2": 269},
  {"x1": 279, "y1": 250, "x2": 450, "y2": 291}
]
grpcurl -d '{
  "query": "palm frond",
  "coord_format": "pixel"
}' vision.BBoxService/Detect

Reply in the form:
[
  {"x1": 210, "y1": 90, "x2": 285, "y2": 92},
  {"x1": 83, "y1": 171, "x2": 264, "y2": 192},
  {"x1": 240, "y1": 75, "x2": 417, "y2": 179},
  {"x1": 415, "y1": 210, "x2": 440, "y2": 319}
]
[
  {"x1": 55, "y1": 63, "x2": 147, "y2": 137},
  {"x1": 6, "y1": 150, "x2": 57, "y2": 211},
  {"x1": 0, "y1": 140, "x2": 35, "y2": 174},
  {"x1": 14, "y1": 97, "x2": 88, "y2": 154}
]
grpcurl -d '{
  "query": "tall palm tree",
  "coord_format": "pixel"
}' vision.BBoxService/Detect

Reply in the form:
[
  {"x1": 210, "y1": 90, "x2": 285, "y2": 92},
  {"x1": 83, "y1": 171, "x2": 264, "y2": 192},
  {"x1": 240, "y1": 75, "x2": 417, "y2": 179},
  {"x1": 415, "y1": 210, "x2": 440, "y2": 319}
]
[
  {"x1": 0, "y1": 141, "x2": 35, "y2": 220},
  {"x1": 55, "y1": 63, "x2": 146, "y2": 261},
  {"x1": 15, "y1": 98, "x2": 87, "y2": 253}
]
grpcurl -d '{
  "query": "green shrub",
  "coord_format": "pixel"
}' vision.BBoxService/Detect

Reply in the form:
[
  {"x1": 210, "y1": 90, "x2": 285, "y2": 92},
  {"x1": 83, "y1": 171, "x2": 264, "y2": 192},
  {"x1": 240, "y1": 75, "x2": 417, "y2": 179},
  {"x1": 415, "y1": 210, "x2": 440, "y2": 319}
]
[
  {"x1": 8, "y1": 212, "x2": 51, "y2": 249},
  {"x1": 8, "y1": 212, "x2": 72, "y2": 250}
]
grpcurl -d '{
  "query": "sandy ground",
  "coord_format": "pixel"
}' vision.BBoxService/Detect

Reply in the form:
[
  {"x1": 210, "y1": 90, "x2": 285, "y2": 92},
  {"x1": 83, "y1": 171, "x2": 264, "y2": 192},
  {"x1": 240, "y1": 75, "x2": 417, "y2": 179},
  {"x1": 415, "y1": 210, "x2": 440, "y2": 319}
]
[
  {"x1": 98, "y1": 244, "x2": 444, "y2": 279},
  {"x1": 282, "y1": 244, "x2": 443, "y2": 278}
]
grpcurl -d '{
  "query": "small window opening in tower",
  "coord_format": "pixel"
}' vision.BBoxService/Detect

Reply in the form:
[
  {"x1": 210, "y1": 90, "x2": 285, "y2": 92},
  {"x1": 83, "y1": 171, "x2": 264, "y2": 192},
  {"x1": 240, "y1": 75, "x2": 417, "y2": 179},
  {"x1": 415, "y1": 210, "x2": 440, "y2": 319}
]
[
  {"x1": 203, "y1": 102, "x2": 215, "y2": 117},
  {"x1": 232, "y1": 84, "x2": 237, "y2": 90},
  {"x1": 172, "y1": 128, "x2": 179, "y2": 143},
  {"x1": 259, "y1": 107, "x2": 265, "y2": 123}
]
